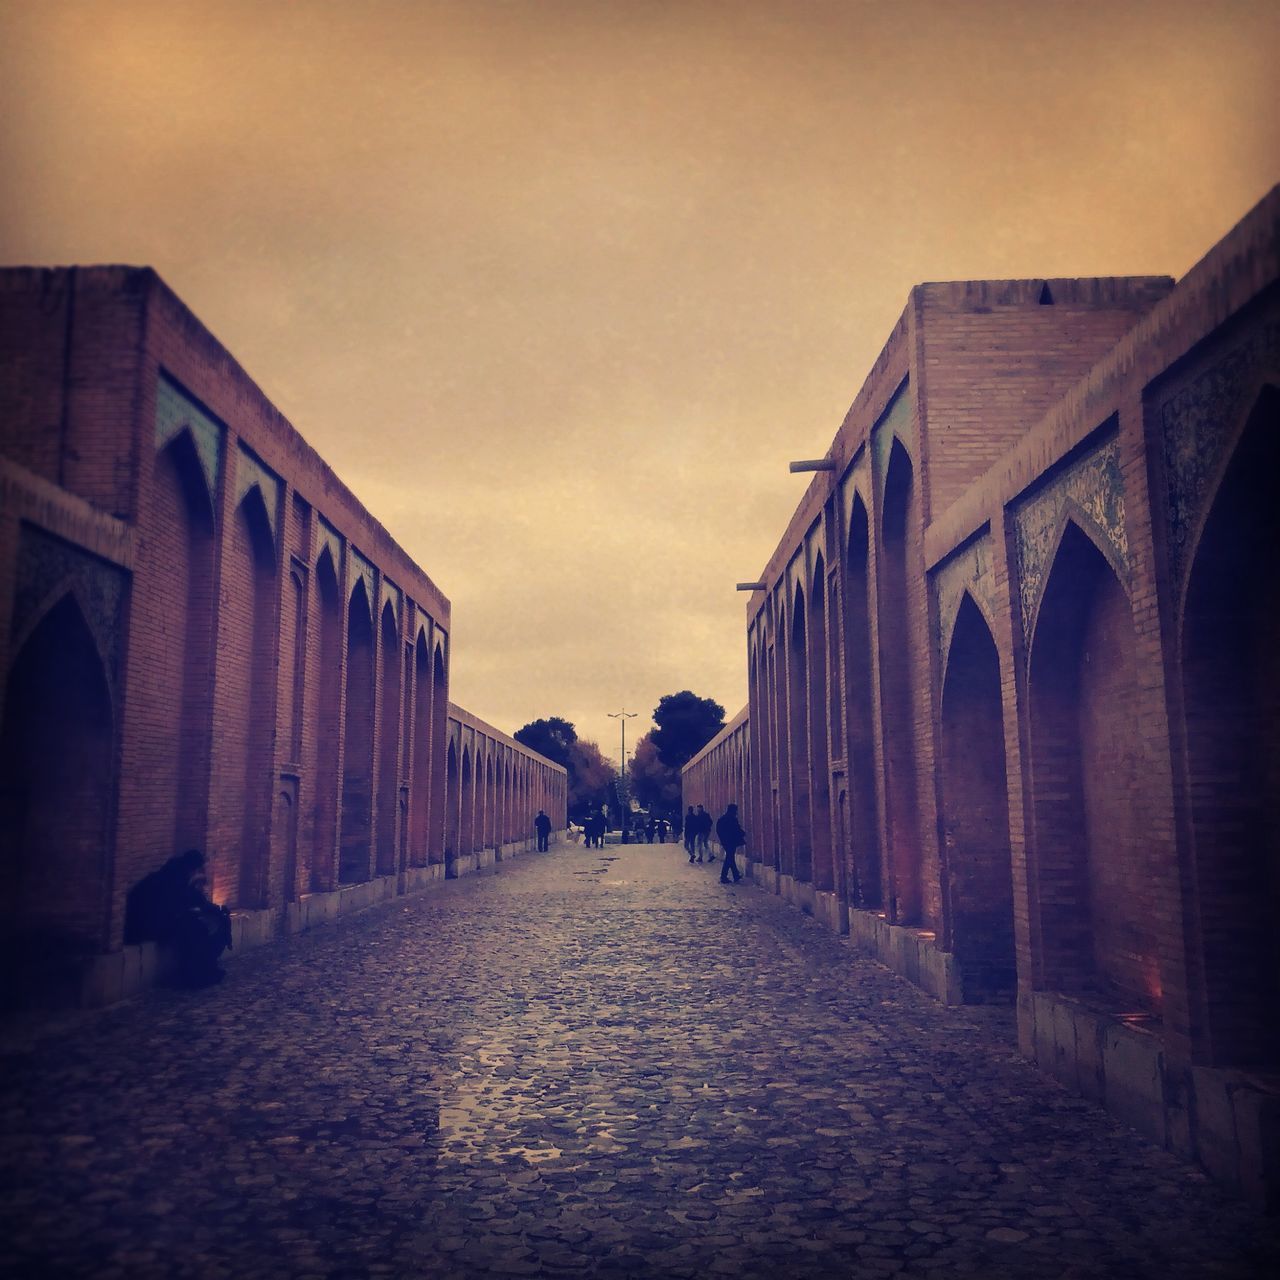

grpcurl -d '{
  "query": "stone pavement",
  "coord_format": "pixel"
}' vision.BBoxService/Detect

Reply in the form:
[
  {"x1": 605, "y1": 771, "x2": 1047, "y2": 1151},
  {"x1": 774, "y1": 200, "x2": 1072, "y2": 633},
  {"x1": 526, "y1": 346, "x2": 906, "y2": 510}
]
[{"x1": 2, "y1": 842, "x2": 1278, "y2": 1280}]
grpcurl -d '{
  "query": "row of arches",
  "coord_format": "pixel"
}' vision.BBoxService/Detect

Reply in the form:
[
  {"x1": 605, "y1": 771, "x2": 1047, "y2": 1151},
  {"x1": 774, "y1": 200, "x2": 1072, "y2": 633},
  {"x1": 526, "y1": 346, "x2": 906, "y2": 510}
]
[
  {"x1": 442, "y1": 731, "x2": 566, "y2": 867},
  {"x1": 748, "y1": 439, "x2": 920, "y2": 927},
  {"x1": 724, "y1": 381, "x2": 1278, "y2": 1070},
  {"x1": 1, "y1": 417, "x2": 559, "y2": 971},
  {"x1": 681, "y1": 718, "x2": 748, "y2": 839}
]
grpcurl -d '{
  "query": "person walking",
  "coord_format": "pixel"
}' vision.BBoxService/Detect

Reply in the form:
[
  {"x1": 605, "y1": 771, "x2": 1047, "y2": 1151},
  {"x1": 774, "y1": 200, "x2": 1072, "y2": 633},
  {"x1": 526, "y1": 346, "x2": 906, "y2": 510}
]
[
  {"x1": 695, "y1": 805, "x2": 712, "y2": 862},
  {"x1": 716, "y1": 803, "x2": 746, "y2": 884},
  {"x1": 656, "y1": 817, "x2": 669, "y2": 844},
  {"x1": 684, "y1": 806, "x2": 698, "y2": 862},
  {"x1": 645, "y1": 817, "x2": 656, "y2": 844},
  {"x1": 534, "y1": 809, "x2": 552, "y2": 852}
]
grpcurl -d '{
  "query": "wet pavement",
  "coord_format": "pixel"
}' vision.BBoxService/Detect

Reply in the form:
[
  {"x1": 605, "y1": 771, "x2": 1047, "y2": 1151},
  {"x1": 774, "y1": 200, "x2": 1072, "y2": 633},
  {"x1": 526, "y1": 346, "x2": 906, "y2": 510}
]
[{"x1": 2, "y1": 840, "x2": 1278, "y2": 1279}]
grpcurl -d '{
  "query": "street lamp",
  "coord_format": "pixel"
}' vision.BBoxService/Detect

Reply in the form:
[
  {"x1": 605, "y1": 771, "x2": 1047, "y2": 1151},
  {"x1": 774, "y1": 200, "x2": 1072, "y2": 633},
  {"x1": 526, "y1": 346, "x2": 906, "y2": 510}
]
[{"x1": 608, "y1": 709, "x2": 637, "y2": 842}]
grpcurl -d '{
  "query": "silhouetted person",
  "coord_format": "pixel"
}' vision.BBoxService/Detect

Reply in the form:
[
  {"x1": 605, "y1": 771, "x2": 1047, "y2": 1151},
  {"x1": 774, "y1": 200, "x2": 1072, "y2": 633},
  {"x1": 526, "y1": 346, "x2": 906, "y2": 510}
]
[
  {"x1": 684, "y1": 806, "x2": 698, "y2": 861},
  {"x1": 534, "y1": 809, "x2": 552, "y2": 852},
  {"x1": 717, "y1": 804, "x2": 746, "y2": 884},
  {"x1": 645, "y1": 817, "x2": 656, "y2": 843},
  {"x1": 124, "y1": 849, "x2": 231, "y2": 988},
  {"x1": 695, "y1": 805, "x2": 712, "y2": 862},
  {"x1": 656, "y1": 818, "x2": 669, "y2": 844}
]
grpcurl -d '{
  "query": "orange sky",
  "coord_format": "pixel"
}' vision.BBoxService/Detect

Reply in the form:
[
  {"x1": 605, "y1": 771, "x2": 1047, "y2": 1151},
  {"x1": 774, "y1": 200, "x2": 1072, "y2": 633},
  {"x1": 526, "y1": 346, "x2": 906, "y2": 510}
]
[{"x1": 2, "y1": 0, "x2": 1276, "y2": 762}]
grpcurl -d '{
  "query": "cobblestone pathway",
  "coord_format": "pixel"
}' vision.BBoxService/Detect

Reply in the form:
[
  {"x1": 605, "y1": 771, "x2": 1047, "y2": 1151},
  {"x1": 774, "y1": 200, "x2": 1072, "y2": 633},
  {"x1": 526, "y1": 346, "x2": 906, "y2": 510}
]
[{"x1": 3, "y1": 842, "x2": 1278, "y2": 1279}]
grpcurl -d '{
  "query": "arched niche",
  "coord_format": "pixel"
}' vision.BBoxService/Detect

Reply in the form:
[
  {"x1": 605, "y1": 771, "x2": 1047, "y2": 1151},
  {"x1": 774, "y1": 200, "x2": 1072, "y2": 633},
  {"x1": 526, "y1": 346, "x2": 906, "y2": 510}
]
[
  {"x1": 0, "y1": 594, "x2": 114, "y2": 970},
  {"x1": 1179, "y1": 385, "x2": 1279, "y2": 1068},
  {"x1": 879, "y1": 438, "x2": 921, "y2": 923},
  {"x1": 844, "y1": 494, "x2": 881, "y2": 908},
  {"x1": 1028, "y1": 519, "x2": 1155, "y2": 1009},
  {"x1": 339, "y1": 579, "x2": 374, "y2": 884},
  {"x1": 940, "y1": 592, "x2": 1014, "y2": 1000}
]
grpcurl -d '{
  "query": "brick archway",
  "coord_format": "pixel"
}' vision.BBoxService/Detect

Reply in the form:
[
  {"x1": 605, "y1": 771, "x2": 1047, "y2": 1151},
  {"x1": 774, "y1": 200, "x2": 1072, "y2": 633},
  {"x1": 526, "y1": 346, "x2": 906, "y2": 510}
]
[
  {"x1": 460, "y1": 747, "x2": 475, "y2": 857},
  {"x1": 215, "y1": 486, "x2": 276, "y2": 908},
  {"x1": 808, "y1": 558, "x2": 834, "y2": 893},
  {"x1": 0, "y1": 594, "x2": 114, "y2": 963},
  {"x1": 1180, "y1": 385, "x2": 1279, "y2": 1068},
  {"x1": 311, "y1": 548, "x2": 342, "y2": 891},
  {"x1": 408, "y1": 631, "x2": 431, "y2": 867},
  {"x1": 844, "y1": 494, "x2": 881, "y2": 908},
  {"x1": 376, "y1": 601, "x2": 401, "y2": 877},
  {"x1": 444, "y1": 738, "x2": 460, "y2": 865},
  {"x1": 150, "y1": 431, "x2": 216, "y2": 863},
  {"x1": 340, "y1": 580, "x2": 374, "y2": 884},
  {"x1": 788, "y1": 587, "x2": 813, "y2": 884},
  {"x1": 1028, "y1": 520, "x2": 1156, "y2": 1009},
  {"x1": 940, "y1": 592, "x2": 1014, "y2": 1000},
  {"x1": 880, "y1": 438, "x2": 922, "y2": 924}
]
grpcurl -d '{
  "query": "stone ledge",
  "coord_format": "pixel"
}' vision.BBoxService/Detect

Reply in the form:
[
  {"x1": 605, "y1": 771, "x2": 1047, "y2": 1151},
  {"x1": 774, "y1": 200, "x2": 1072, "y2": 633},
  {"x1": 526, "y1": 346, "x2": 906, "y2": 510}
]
[
  {"x1": 1020, "y1": 988, "x2": 1280, "y2": 1210},
  {"x1": 738, "y1": 855, "x2": 961, "y2": 1004},
  {"x1": 74, "y1": 842, "x2": 525, "y2": 1010}
]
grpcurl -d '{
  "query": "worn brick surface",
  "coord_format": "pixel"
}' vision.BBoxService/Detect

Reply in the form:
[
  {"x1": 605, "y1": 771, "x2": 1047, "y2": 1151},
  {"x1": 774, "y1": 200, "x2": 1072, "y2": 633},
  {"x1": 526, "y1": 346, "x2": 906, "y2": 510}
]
[{"x1": 2, "y1": 842, "x2": 1276, "y2": 1279}]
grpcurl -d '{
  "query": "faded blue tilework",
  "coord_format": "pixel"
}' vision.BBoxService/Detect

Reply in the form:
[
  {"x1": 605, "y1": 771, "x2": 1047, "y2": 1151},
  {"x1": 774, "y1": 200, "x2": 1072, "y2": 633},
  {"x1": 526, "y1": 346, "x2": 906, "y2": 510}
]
[
  {"x1": 155, "y1": 373, "x2": 223, "y2": 501},
  {"x1": 381, "y1": 578, "x2": 402, "y2": 626},
  {"x1": 317, "y1": 516, "x2": 343, "y2": 574},
  {"x1": 872, "y1": 381, "x2": 913, "y2": 485},
  {"x1": 234, "y1": 445, "x2": 281, "y2": 542},
  {"x1": 12, "y1": 524, "x2": 128, "y2": 700},
  {"x1": 350, "y1": 547, "x2": 377, "y2": 612},
  {"x1": 933, "y1": 531, "x2": 999, "y2": 667},
  {"x1": 1013, "y1": 436, "x2": 1128, "y2": 641},
  {"x1": 1160, "y1": 319, "x2": 1280, "y2": 586}
]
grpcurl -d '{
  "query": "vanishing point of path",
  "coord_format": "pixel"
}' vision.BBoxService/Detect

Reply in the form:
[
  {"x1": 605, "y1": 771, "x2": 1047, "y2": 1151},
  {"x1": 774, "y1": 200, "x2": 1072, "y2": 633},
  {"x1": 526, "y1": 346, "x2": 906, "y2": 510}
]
[{"x1": 2, "y1": 842, "x2": 1278, "y2": 1280}]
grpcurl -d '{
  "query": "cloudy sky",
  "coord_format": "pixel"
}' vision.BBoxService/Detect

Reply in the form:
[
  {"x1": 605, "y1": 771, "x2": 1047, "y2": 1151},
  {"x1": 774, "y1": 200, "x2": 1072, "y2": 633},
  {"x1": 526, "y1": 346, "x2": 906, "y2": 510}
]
[{"x1": 1, "y1": 0, "x2": 1275, "y2": 763}]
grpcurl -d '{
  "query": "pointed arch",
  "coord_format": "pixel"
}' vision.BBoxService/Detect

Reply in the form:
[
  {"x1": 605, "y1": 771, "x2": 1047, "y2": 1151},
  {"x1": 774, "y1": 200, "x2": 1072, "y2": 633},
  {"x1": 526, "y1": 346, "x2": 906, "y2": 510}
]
[
  {"x1": 1179, "y1": 385, "x2": 1279, "y2": 1068},
  {"x1": 1028, "y1": 519, "x2": 1155, "y2": 1007},
  {"x1": 460, "y1": 745, "x2": 476, "y2": 857},
  {"x1": 787, "y1": 586, "x2": 813, "y2": 884},
  {"x1": 843, "y1": 494, "x2": 881, "y2": 908},
  {"x1": 211, "y1": 484, "x2": 277, "y2": 907},
  {"x1": 409, "y1": 630, "x2": 432, "y2": 866},
  {"x1": 310, "y1": 548, "x2": 342, "y2": 890},
  {"x1": 376, "y1": 600, "x2": 401, "y2": 876},
  {"x1": 444, "y1": 738, "x2": 460, "y2": 866},
  {"x1": 0, "y1": 594, "x2": 115, "y2": 959},
  {"x1": 339, "y1": 577, "x2": 374, "y2": 883},
  {"x1": 429, "y1": 643, "x2": 448, "y2": 864},
  {"x1": 879, "y1": 437, "x2": 922, "y2": 922},
  {"x1": 808, "y1": 555, "x2": 834, "y2": 893},
  {"x1": 148, "y1": 430, "x2": 216, "y2": 865},
  {"x1": 940, "y1": 591, "x2": 1014, "y2": 999}
]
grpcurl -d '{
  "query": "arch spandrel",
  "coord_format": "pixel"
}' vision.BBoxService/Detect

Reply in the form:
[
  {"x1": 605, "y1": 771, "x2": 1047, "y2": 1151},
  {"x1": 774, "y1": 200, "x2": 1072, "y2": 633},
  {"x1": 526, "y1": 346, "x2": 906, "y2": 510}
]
[
  {"x1": 234, "y1": 445, "x2": 281, "y2": 547},
  {"x1": 155, "y1": 372, "x2": 224, "y2": 505},
  {"x1": 1156, "y1": 307, "x2": 1280, "y2": 587},
  {"x1": 932, "y1": 529, "x2": 998, "y2": 670},
  {"x1": 9, "y1": 526, "x2": 128, "y2": 705},
  {"x1": 871, "y1": 379, "x2": 914, "y2": 498}
]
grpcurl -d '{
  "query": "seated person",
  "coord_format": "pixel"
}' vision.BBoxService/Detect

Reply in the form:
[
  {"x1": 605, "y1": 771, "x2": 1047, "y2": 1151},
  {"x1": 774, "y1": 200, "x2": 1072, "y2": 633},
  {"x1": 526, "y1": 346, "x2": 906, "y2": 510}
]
[{"x1": 124, "y1": 849, "x2": 231, "y2": 987}]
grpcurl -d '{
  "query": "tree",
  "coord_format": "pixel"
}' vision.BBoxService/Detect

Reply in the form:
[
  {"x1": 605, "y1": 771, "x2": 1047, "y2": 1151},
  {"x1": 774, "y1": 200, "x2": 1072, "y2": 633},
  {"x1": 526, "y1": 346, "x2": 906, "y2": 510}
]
[
  {"x1": 628, "y1": 733, "x2": 681, "y2": 815},
  {"x1": 650, "y1": 691, "x2": 726, "y2": 770},
  {"x1": 567, "y1": 738, "x2": 615, "y2": 817},
  {"x1": 512, "y1": 716, "x2": 577, "y2": 771},
  {"x1": 513, "y1": 716, "x2": 615, "y2": 822}
]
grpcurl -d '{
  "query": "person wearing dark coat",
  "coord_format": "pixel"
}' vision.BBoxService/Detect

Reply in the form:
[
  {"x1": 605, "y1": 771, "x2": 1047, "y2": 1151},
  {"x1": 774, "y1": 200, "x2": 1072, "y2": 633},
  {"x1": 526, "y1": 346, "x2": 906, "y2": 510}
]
[
  {"x1": 695, "y1": 805, "x2": 713, "y2": 862},
  {"x1": 716, "y1": 804, "x2": 746, "y2": 884},
  {"x1": 684, "y1": 806, "x2": 698, "y2": 861},
  {"x1": 124, "y1": 849, "x2": 231, "y2": 987},
  {"x1": 534, "y1": 809, "x2": 552, "y2": 852}
]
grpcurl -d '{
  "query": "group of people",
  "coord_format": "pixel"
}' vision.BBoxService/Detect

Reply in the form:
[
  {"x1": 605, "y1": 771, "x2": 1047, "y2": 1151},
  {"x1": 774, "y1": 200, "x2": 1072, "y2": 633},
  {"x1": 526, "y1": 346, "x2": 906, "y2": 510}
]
[
  {"x1": 683, "y1": 804, "x2": 713, "y2": 862},
  {"x1": 683, "y1": 802, "x2": 747, "y2": 885},
  {"x1": 639, "y1": 816, "x2": 672, "y2": 843}
]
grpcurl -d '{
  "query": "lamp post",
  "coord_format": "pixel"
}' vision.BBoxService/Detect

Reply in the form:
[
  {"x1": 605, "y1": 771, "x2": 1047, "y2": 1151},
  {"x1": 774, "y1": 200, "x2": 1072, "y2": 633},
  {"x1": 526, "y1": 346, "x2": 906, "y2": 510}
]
[{"x1": 608, "y1": 709, "x2": 637, "y2": 841}]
